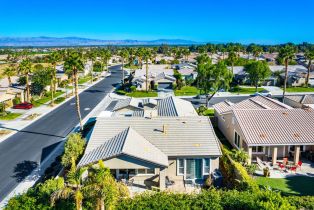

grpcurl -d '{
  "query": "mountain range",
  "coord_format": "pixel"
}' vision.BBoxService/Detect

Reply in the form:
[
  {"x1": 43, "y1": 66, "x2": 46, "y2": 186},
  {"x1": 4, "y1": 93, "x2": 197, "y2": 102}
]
[{"x1": 0, "y1": 36, "x2": 200, "y2": 47}]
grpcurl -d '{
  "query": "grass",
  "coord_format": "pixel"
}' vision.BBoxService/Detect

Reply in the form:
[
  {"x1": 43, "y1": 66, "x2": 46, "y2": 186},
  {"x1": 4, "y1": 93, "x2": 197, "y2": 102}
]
[
  {"x1": 203, "y1": 108, "x2": 215, "y2": 116},
  {"x1": 54, "y1": 97, "x2": 65, "y2": 104},
  {"x1": 285, "y1": 87, "x2": 314, "y2": 92},
  {"x1": 32, "y1": 91, "x2": 64, "y2": 107},
  {"x1": 174, "y1": 86, "x2": 200, "y2": 96},
  {"x1": 124, "y1": 64, "x2": 139, "y2": 70},
  {"x1": 230, "y1": 86, "x2": 266, "y2": 94},
  {"x1": 0, "y1": 112, "x2": 22, "y2": 120},
  {"x1": 126, "y1": 91, "x2": 158, "y2": 98},
  {"x1": 256, "y1": 176, "x2": 314, "y2": 196},
  {"x1": 78, "y1": 75, "x2": 92, "y2": 84}
]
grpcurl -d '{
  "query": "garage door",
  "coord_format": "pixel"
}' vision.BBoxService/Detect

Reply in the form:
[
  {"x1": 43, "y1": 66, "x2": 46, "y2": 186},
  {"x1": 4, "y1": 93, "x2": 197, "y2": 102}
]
[{"x1": 158, "y1": 82, "x2": 173, "y2": 90}]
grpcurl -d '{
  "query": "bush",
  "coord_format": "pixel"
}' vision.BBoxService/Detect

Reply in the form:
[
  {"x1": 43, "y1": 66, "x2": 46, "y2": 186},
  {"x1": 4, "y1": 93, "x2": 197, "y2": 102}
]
[
  {"x1": 246, "y1": 164, "x2": 258, "y2": 175},
  {"x1": 54, "y1": 97, "x2": 65, "y2": 104},
  {"x1": 116, "y1": 90, "x2": 126, "y2": 95},
  {"x1": 59, "y1": 80, "x2": 69, "y2": 88},
  {"x1": 130, "y1": 86, "x2": 136, "y2": 92},
  {"x1": 288, "y1": 195, "x2": 314, "y2": 210},
  {"x1": 12, "y1": 97, "x2": 21, "y2": 105}
]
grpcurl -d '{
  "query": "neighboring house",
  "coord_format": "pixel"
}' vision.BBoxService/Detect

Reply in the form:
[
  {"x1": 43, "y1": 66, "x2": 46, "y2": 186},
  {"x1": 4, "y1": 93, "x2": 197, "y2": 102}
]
[
  {"x1": 99, "y1": 96, "x2": 198, "y2": 117},
  {"x1": 284, "y1": 95, "x2": 314, "y2": 109},
  {"x1": 212, "y1": 96, "x2": 314, "y2": 165},
  {"x1": 133, "y1": 67, "x2": 176, "y2": 91},
  {"x1": 0, "y1": 77, "x2": 25, "y2": 107},
  {"x1": 78, "y1": 116, "x2": 221, "y2": 190},
  {"x1": 171, "y1": 63, "x2": 197, "y2": 80},
  {"x1": 260, "y1": 53, "x2": 278, "y2": 63}
]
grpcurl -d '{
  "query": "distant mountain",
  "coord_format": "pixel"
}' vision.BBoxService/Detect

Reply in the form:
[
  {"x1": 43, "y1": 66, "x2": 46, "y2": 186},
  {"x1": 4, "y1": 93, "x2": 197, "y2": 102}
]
[{"x1": 0, "y1": 36, "x2": 199, "y2": 47}]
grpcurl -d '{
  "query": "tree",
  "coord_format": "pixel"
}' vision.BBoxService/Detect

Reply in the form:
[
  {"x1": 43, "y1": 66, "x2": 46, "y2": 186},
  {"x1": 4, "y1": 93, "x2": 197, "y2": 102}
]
[
  {"x1": 119, "y1": 49, "x2": 129, "y2": 85},
  {"x1": 3, "y1": 66, "x2": 16, "y2": 86},
  {"x1": 278, "y1": 45, "x2": 296, "y2": 102},
  {"x1": 101, "y1": 49, "x2": 111, "y2": 71},
  {"x1": 244, "y1": 61, "x2": 271, "y2": 92},
  {"x1": 142, "y1": 48, "x2": 152, "y2": 92},
  {"x1": 64, "y1": 50, "x2": 85, "y2": 130},
  {"x1": 84, "y1": 160, "x2": 120, "y2": 210},
  {"x1": 304, "y1": 47, "x2": 314, "y2": 87},
  {"x1": 182, "y1": 48, "x2": 190, "y2": 61},
  {"x1": 31, "y1": 67, "x2": 52, "y2": 97},
  {"x1": 87, "y1": 50, "x2": 97, "y2": 83},
  {"x1": 51, "y1": 165, "x2": 87, "y2": 210},
  {"x1": 47, "y1": 51, "x2": 61, "y2": 105},
  {"x1": 227, "y1": 51, "x2": 238, "y2": 74},
  {"x1": 18, "y1": 59, "x2": 32, "y2": 102},
  {"x1": 61, "y1": 133, "x2": 85, "y2": 168},
  {"x1": 251, "y1": 45, "x2": 263, "y2": 60}
]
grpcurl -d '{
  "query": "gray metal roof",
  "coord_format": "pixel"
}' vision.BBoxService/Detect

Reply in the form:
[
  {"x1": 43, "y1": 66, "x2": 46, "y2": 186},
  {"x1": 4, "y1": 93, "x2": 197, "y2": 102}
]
[
  {"x1": 84, "y1": 116, "x2": 222, "y2": 158},
  {"x1": 78, "y1": 127, "x2": 168, "y2": 167},
  {"x1": 233, "y1": 109, "x2": 314, "y2": 146},
  {"x1": 213, "y1": 96, "x2": 292, "y2": 114},
  {"x1": 285, "y1": 95, "x2": 314, "y2": 105}
]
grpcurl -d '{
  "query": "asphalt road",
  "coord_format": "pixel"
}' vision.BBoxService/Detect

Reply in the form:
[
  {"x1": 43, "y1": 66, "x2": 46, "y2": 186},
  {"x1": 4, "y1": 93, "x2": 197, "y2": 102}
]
[{"x1": 0, "y1": 65, "x2": 122, "y2": 200}]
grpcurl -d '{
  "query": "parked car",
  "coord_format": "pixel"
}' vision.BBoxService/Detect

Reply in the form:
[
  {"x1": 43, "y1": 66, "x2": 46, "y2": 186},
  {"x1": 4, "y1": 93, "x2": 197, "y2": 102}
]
[
  {"x1": 251, "y1": 90, "x2": 272, "y2": 97},
  {"x1": 13, "y1": 102, "x2": 33, "y2": 110}
]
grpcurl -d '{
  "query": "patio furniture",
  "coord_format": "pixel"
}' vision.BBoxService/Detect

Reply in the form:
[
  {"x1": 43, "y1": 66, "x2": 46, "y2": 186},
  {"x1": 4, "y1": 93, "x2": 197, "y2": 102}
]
[
  {"x1": 278, "y1": 163, "x2": 285, "y2": 172},
  {"x1": 290, "y1": 166, "x2": 297, "y2": 173},
  {"x1": 283, "y1": 158, "x2": 288, "y2": 166},
  {"x1": 256, "y1": 157, "x2": 271, "y2": 169},
  {"x1": 297, "y1": 161, "x2": 303, "y2": 170},
  {"x1": 165, "y1": 176, "x2": 175, "y2": 188}
]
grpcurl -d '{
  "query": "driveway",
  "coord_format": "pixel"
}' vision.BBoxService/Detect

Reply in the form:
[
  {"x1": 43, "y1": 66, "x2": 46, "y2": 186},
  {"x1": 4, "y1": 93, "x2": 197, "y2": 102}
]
[{"x1": 0, "y1": 65, "x2": 122, "y2": 200}]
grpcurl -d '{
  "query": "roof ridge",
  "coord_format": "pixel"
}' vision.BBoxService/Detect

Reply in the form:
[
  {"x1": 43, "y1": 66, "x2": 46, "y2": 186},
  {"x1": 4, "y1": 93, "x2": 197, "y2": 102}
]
[{"x1": 249, "y1": 98, "x2": 271, "y2": 109}]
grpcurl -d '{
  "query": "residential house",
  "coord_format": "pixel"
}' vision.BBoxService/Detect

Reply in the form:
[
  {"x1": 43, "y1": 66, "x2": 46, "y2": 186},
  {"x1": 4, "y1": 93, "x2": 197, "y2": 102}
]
[
  {"x1": 0, "y1": 77, "x2": 25, "y2": 107},
  {"x1": 284, "y1": 95, "x2": 314, "y2": 109},
  {"x1": 99, "y1": 96, "x2": 198, "y2": 117},
  {"x1": 212, "y1": 96, "x2": 314, "y2": 165},
  {"x1": 78, "y1": 116, "x2": 221, "y2": 190}
]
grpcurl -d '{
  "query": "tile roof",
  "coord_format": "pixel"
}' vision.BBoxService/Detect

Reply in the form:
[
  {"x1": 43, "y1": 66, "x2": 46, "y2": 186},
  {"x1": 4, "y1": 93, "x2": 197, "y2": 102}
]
[
  {"x1": 84, "y1": 116, "x2": 222, "y2": 158},
  {"x1": 285, "y1": 95, "x2": 314, "y2": 105},
  {"x1": 233, "y1": 109, "x2": 314, "y2": 146},
  {"x1": 78, "y1": 127, "x2": 168, "y2": 167},
  {"x1": 213, "y1": 96, "x2": 292, "y2": 114}
]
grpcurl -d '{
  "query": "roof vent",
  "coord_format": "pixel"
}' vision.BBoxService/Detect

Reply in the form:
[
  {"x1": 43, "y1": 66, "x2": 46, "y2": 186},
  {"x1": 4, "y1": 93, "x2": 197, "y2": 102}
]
[
  {"x1": 282, "y1": 112, "x2": 288, "y2": 116},
  {"x1": 294, "y1": 133, "x2": 300, "y2": 138},
  {"x1": 260, "y1": 133, "x2": 266, "y2": 138}
]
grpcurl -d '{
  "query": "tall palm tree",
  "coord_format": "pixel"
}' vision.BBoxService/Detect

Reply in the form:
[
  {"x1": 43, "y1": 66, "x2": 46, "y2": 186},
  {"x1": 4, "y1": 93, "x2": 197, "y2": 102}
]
[
  {"x1": 64, "y1": 50, "x2": 85, "y2": 130},
  {"x1": 143, "y1": 48, "x2": 152, "y2": 92},
  {"x1": 304, "y1": 47, "x2": 314, "y2": 87},
  {"x1": 119, "y1": 49, "x2": 129, "y2": 85},
  {"x1": 101, "y1": 49, "x2": 111, "y2": 71},
  {"x1": 51, "y1": 163, "x2": 87, "y2": 210},
  {"x1": 136, "y1": 47, "x2": 144, "y2": 68},
  {"x1": 228, "y1": 51, "x2": 237, "y2": 74},
  {"x1": 47, "y1": 51, "x2": 61, "y2": 105},
  {"x1": 18, "y1": 59, "x2": 32, "y2": 102},
  {"x1": 87, "y1": 50, "x2": 97, "y2": 84},
  {"x1": 252, "y1": 45, "x2": 263, "y2": 60},
  {"x1": 278, "y1": 45, "x2": 296, "y2": 102},
  {"x1": 84, "y1": 160, "x2": 118, "y2": 210},
  {"x1": 3, "y1": 66, "x2": 16, "y2": 87}
]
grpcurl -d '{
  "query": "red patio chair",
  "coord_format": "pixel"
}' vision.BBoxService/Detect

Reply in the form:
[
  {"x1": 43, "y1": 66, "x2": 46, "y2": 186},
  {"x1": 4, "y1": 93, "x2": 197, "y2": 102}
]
[
  {"x1": 297, "y1": 161, "x2": 302, "y2": 170},
  {"x1": 278, "y1": 163, "x2": 285, "y2": 172},
  {"x1": 290, "y1": 166, "x2": 297, "y2": 173}
]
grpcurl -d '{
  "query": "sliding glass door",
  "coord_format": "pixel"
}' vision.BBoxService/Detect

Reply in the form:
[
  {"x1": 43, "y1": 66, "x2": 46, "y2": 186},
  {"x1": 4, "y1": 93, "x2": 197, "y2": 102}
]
[{"x1": 186, "y1": 159, "x2": 202, "y2": 180}]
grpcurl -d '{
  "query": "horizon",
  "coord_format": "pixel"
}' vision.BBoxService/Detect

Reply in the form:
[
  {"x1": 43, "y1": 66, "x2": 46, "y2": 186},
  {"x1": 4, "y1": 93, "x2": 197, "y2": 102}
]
[{"x1": 1, "y1": 0, "x2": 314, "y2": 45}]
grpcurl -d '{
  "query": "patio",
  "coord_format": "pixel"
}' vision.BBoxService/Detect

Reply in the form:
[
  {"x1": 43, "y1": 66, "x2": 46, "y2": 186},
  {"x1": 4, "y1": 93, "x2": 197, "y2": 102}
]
[{"x1": 254, "y1": 158, "x2": 314, "y2": 178}]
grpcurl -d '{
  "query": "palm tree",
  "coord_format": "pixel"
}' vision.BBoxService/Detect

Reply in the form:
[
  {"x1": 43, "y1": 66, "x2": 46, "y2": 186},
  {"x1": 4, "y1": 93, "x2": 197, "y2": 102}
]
[
  {"x1": 228, "y1": 51, "x2": 237, "y2": 74},
  {"x1": 136, "y1": 48, "x2": 144, "y2": 68},
  {"x1": 101, "y1": 49, "x2": 112, "y2": 71},
  {"x1": 64, "y1": 50, "x2": 85, "y2": 130},
  {"x1": 47, "y1": 51, "x2": 61, "y2": 105},
  {"x1": 182, "y1": 48, "x2": 190, "y2": 62},
  {"x1": 84, "y1": 160, "x2": 118, "y2": 210},
  {"x1": 51, "y1": 163, "x2": 87, "y2": 210},
  {"x1": 143, "y1": 48, "x2": 152, "y2": 92},
  {"x1": 18, "y1": 59, "x2": 32, "y2": 102},
  {"x1": 252, "y1": 45, "x2": 263, "y2": 60},
  {"x1": 304, "y1": 47, "x2": 314, "y2": 87},
  {"x1": 278, "y1": 45, "x2": 296, "y2": 102},
  {"x1": 3, "y1": 66, "x2": 16, "y2": 87},
  {"x1": 87, "y1": 50, "x2": 97, "y2": 84},
  {"x1": 119, "y1": 49, "x2": 129, "y2": 85}
]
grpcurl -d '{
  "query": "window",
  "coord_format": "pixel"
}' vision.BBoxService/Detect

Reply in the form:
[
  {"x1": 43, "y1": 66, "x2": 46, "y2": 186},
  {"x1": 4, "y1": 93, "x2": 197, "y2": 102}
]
[
  {"x1": 252, "y1": 146, "x2": 264, "y2": 154},
  {"x1": 177, "y1": 159, "x2": 184, "y2": 175},
  {"x1": 234, "y1": 131, "x2": 240, "y2": 148},
  {"x1": 203, "y1": 158, "x2": 210, "y2": 175},
  {"x1": 137, "y1": 169, "x2": 155, "y2": 175}
]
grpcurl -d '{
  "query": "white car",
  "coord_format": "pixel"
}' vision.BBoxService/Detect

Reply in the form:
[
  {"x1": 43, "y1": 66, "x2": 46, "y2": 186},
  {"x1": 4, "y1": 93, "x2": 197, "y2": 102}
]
[{"x1": 251, "y1": 90, "x2": 272, "y2": 97}]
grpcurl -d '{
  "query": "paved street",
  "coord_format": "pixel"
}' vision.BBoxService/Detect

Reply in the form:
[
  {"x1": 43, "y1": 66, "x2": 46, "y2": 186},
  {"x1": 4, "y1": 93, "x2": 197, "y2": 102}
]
[{"x1": 0, "y1": 65, "x2": 122, "y2": 200}]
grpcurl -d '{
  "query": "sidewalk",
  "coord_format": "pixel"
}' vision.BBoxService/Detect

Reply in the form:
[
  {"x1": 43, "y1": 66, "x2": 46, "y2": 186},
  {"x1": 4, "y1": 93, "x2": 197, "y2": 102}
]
[{"x1": 0, "y1": 75, "x2": 108, "y2": 143}]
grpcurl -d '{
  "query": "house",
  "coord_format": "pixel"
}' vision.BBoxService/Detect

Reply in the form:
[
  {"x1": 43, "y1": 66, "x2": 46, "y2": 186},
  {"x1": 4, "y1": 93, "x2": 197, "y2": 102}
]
[
  {"x1": 99, "y1": 96, "x2": 198, "y2": 117},
  {"x1": 213, "y1": 96, "x2": 314, "y2": 165},
  {"x1": 0, "y1": 77, "x2": 25, "y2": 107},
  {"x1": 132, "y1": 65, "x2": 176, "y2": 91},
  {"x1": 260, "y1": 53, "x2": 278, "y2": 63},
  {"x1": 78, "y1": 116, "x2": 221, "y2": 190},
  {"x1": 284, "y1": 95, "x2": 314, "y2": 109}
]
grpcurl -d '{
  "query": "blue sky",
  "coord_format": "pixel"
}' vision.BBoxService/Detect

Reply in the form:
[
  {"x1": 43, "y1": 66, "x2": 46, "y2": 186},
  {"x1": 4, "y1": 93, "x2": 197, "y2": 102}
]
[{"x1": 0, "y1": 0, "x2": 313, "y2": 44}]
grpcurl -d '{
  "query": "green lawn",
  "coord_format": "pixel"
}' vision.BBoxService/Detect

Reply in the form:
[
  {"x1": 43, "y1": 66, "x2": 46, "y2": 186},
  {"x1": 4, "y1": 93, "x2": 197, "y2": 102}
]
[
  {"x1": 174, "y1": 86, "x2": 201, "y2": 96},
  {"x1": 32, "y1": 91, "x2": 64, "y2": 107},
  {"x1": 0, "y1": 112, "x2": 22, "y2": 120},
  {"x1": 230, "y1": 86, "x2": 265, "y2": 94},
  {"x1": 285, "y1": 87, "x2": 314, "y2": 92},
  {"x1": 256, "y1": 176, "x2": 314, "y2": 196},
  {"x1": 126, "y1": 91, "x2": 157, "y2": 98},
  {"x1": 78, "y1": 75, "x2": 92, "y2": 84}
]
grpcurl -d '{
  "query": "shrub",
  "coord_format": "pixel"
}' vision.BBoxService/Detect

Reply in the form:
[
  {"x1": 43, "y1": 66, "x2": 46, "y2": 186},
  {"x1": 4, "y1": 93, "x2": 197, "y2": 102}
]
[
  {"x1": 246, "y1": 164, "x2": 258, "y2": 175},
  {"x1": 54, "y1": 97, "x2": 65, "y2": 104},
  {"x1": 288, "y1": 195, "x2": 314, "y2": 210},
  {"x1": 116, "y1": 90, "x2": 126, "y2": 95},
  {"x1": 12, "y1": 97, "x2": 21, "y2": 105},
  {"x1": 59, "y1": 80, "x2": 69, "y2": 88},
  {"x1": 61, "y1": 133, "x2": 85, "y2": 168},
  {"x1": 130, "y1": 86, "x2": 136, "y2": 92}
]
